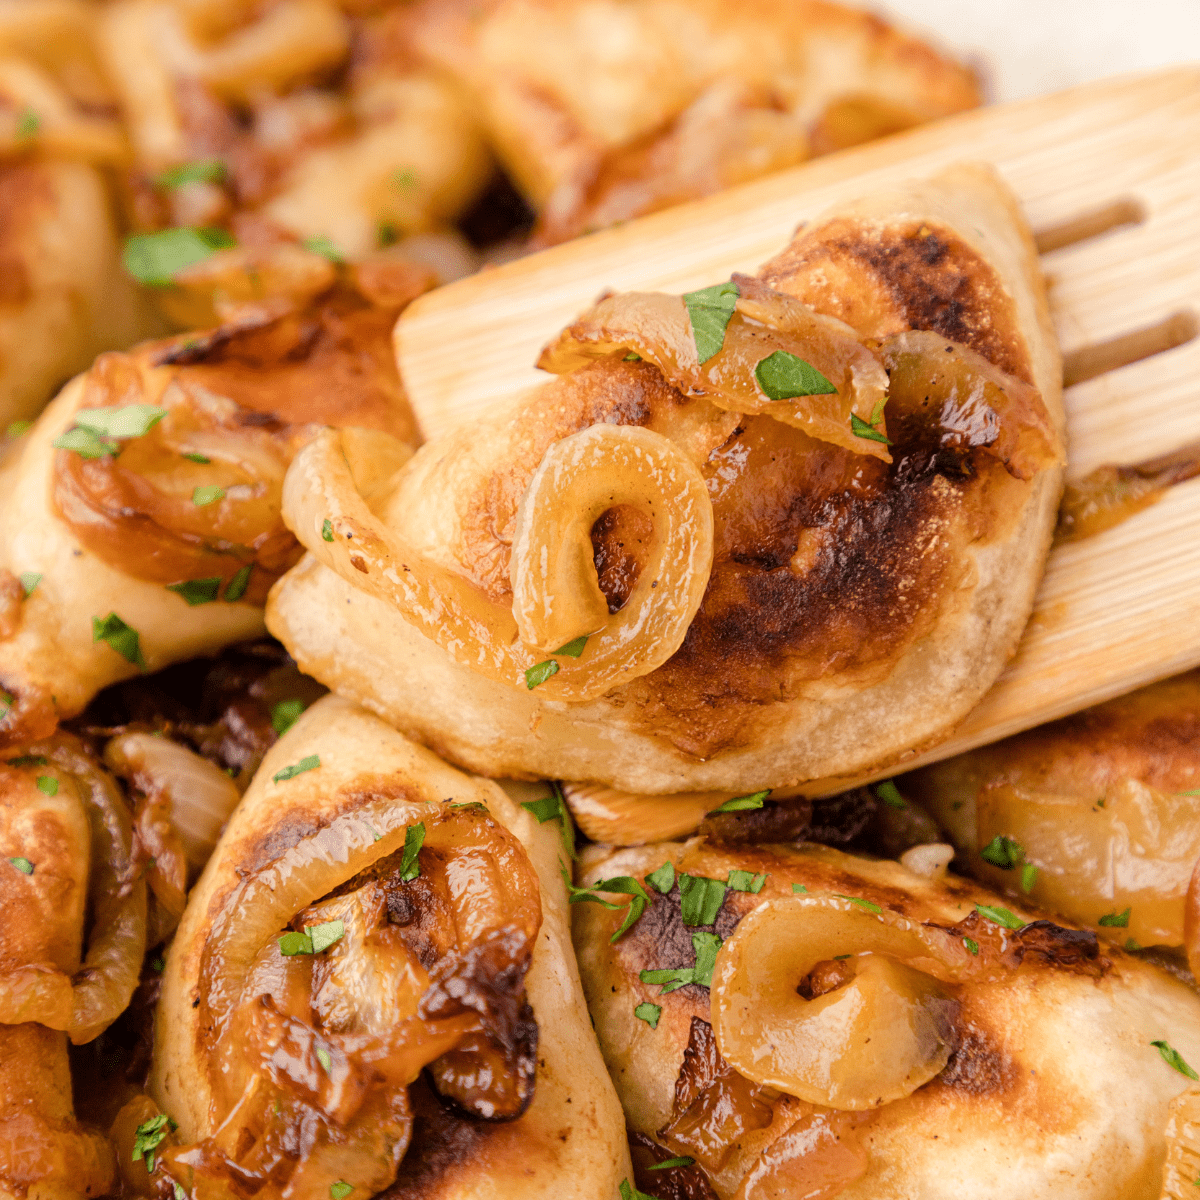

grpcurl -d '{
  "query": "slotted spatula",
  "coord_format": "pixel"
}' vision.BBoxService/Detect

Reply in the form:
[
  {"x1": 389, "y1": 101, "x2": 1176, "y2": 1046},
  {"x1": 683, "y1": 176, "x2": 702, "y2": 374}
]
[{"x1": 393, "y1": 67, "x2": 1200, "y2": 786}]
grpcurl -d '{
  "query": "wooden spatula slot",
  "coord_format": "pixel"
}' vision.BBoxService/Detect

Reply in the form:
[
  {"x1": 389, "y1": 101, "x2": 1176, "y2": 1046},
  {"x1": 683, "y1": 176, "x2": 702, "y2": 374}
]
[
  {"x1": 1034, "y1": 197, "x2": 1146, "y2": 255},
  {"x1": 1062, "y1": 309, "x2": 1198, "y2": 387}
]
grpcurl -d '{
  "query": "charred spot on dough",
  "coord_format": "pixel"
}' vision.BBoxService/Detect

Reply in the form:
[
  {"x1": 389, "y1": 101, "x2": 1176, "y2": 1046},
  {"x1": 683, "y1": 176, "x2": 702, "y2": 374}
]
[
  {"x1": 0, "y1": 165, "x2": 56, "y2": 306},
  {"x1": 759, "y1": 217, "x2": 1032, "y2": 384},
  {"x1": 935, "y1": 1020, "x2": 1015, "y2": 1097}
]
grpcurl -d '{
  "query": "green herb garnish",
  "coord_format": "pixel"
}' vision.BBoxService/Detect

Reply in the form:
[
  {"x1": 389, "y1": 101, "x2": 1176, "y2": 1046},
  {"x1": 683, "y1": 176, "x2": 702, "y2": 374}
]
[
  {"x1": 123, "y1": 227, "x2": 236, "y2": 286},
  {"x1": 1152, "y1": 1040, "x2": 1199, "y2": 1081},
  {"x1": 849, "y1": 412, "x2": 891, "y2": 445},
  {"x1": 5, "y1": 420, "x2": 31, "y2": 438},
  {"x1": 92, "y1": 612, "x2": 146, "y2": 668},
  {"x1": 5, "y1": 756, "x2": 46, "y2": 767},
  {"x1": 755, "y1": 350, "x2": 836, "y2": 400},
  {"x1": 271, "y1": 699, "x2": 305, "y2": 735},
  {"x1": 639, "y1": 930, "x2": 722, "y2": 994},
  {"x1": 708, "y1": 789, "x2": 770, "y2": 815},
  {"x1": 8, "y1": 857, "x2": 33, "y2": 875},
  {"x1": 980, "y1": 835, "x2": 1024, "y2": 869},
  {"x1": 645, "y1": 861, "x2": 675, "y2": 894},
  {"x1": 321, "y1": 518, "x2": 334, "y2": 542},
  {"x1": 399, "y1": 823, "x2": 425, "y2": 881},
  {"x1": 1099, "y1": 908, "x2": 1131, "y2": 928},
  {"x1": 634, "y1": 1001, "x2": 661, "y2": 1029},
  {"x1": 156, "y1": 160, "x2": 227, "y2": 188},
  {"x1": 131, "y1": 1112, "x2": 177, "y2": 1172},
  {"x1": 192, "y1": 485, "x2": 224, "y2": 507},
  {"x1": 963, "y1": 936, "x2": 979, "y2": 955},
  {"x1": 874, "y1": 780, "x2": 906, "y2": 809},
  {"x1": 52, "y1": 426, "x2": 116, "y2": 459},
  {"x1": 683, "y1": 281, "x2": 740, "y2": 364},
  {"x1": 562, "y1": 863, "x2": 652, "y2": 941},
  {"x1": 393, "y1": 168, "x2": 418, "y2": 191},
  {"x1": 223, "y1": 564, "x2": 252, "y2": 602},
  {"x1": 1126, "y1": 937, "x2": 1142, "y2": 952},
  {"x1": 619, "y1": 1180, "x2": 655, "y2": 1200},
  {"x1": 726, "y1": 869, "x2": 767, "y2": 894},
  {"x1": 35, "y1": 776, "x2": 57, "y2": 796},
  {"x1": 525, "y1": 660, "x2": 560, "y2": 689},
  {"x1": 183, "y1": 452, "x2": 210, "y2": 464},
  {"x1": 678, "y1": 873, "x2": 726, "y2": 926},
  {"x1": 975, "y1": 903, "x2": 1024, "y2": 931},
  {"x1": 649, "y1": 1157, "x2": 696, "y2": 1170},
  {"x1": 520, "y1": 782, "x2": 576, "y2": 859},
  {"x1": 273, "y1": 754, "x2": 320, "y2": 782},
  {"x1": 278, "y1": 919, "x2": 345, "y2": 957},
  {"x1": 304, "y1": 236, "x2": 345, "y2": 262},
  {"x1": 1020, "y1": 862, "x2": 1039, "y2": 893},
  {"x1": 555, "y1": 635, "x2": 589, "y2": 658},
  {"x1": 834, "y1": 894, "x2": 882, "y2": 914},
  {"x1": 792, "y1": 883, "x2": 808, "y2": 894},
  {"x1": 315, "y1": 1046, "x2": 332, "y2": 1074},
  {"x1": 330, "y1": 1184, "x2": 353, "y2": 1200},
  {"x1": 18, "y1": 572, "x2": 41, "y2": 598},
  {"x1": 15, "y1": 108, "x2": 39, "y2": 140},
  {"x1": 166, "y1": 577, "x2": 222, "y2": 606}
]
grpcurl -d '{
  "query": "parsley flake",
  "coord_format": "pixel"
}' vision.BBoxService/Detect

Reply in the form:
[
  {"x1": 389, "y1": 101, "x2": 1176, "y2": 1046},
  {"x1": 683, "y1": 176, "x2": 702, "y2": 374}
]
[
  {"x1": 35, "y1": 775, "x2": 57, "y2": 796},
  {"x1": 562, "y1": 864, "x2": 651, "y2": 941},
  {"x1": 271, "y1": 699, "x2": 305, "y2": 735},
  {"x1": 619, "y1": 1180, "x2": 656, "y2": 1200},
  {"x1": 963, "y1": 936, "x2": 979, "y2": 955},
  {"x1": 525, "y1": 660, "x2": 560, "y2": 689},
  {"x1": 755, "y1": 350, "x2": 836, "y2": 400},
  {"x1": 975, "y1": 903, "x2": 1024, "y2": 931},
  {"x1": 708, "y1": 789, "x2": 770, "y2": 815},
  {"x1": 1152, "y1": 1040, "x2": 1199, "y2": 1081},
  {"x1": 278, "y1": 931, "x2": 313, "y2": 956},
  {"x1": 554, "y1": 635, "x2": 589, "y2": 658},
  {"x1": 1126, "y1": 937, "x2": 1143, "y2": 952},
  {"x1": 520, "y1": 783, "x2": 576, "y2": 858},
  {"x1": 639, "y1": 930, "x2": 722, "y2": 994},
  {"x1": 683, "y1": 281, "x2": 740, "y2": 364},
  {"x1": 273, "y1": 754, "x2": 320, "y2": 782},
  {"x1": 123, "y1": 227, "x2": 236, "y2": 287},
  {"x1": 5, "y1": 420, "x2": 31, "y2": 438},
  {"x1": 8, "y1": 857, "x2": 33, "y2": 875},
  {"x1": 623, "y1": 352, "x2": 642, "y2": 362},
  {"x1": 18, "y1": 572, "x2": 41, "y2": 598},
  {"x1": 5, "y1": 756, "x2": 46, "y2": 767},
  {"x1": 315, "y1": 1046, "x2": 332, "y2": 1074},
  {"x1": 980, "y1": 835, "x2": 1024, "y2": 870},
  {"x1": 399, "y1": 823, "x2": 425, "y2": 881},
  {"x1": 1098, "y1": 908, "x2": 1131, "y2": 928},
  {"x1": 15, "y1": 108, "x2": 39, "y2": 140},
  {"x1": 183, "y1": 452, "x2": 210, "y2": 463},
  {"x1": 849, "y1": 412, "x2": 891, "y2": 445},
  {"x1": 792, "y1": 883, "x2": 808, "y2": 894},
  {"x1": 167, "y1": 577, "x2": 222, "y2": 606},
  {"x1": 1020, "y1": 862, "x2": 1039, "y2": 893},
  {"x1": 52, "y1": 426, "x2": 116, "y2": 458},
  {"x1": 834, "y1": 894, "x2": 882, "y2": 914},
  {"x1": 393, "y1": 168, "x2": 418, "y2": 191},
  {"x1": 330, "y1": 1184, "x2": 353, "y2": 1200},
  {"x1": 92, "y1": 612, "x2": 146, "y2": 668},
  {"x1": 304, "y1": 236, "x2": 345, "y2": 262},
  {"x1": 78, "y1": 404, "x2": 168, "y2": 440},
  {"x1": 321, "y1": 518, "x2": 334, "y2": 542},
  {"x1": 131, "y1": 1112, "x2": 177, "y2": 1172},
  {"x1": 874, "y1": 780, "x2": 906, "y2": 809},
  {"x1": 727, "y1": 869, "x2": 767, "y2": 894},
  {"x1": 678, "y1": 873, "x2": 726, "y2": 926},
  {"x1": 155, "y1": 160, "x2": 227, "y2": 188},
  {"x1": 0, "y1": 691, "x2": 11, "y2": 721},
  {"x1": 649, "y1": 1157, "x2": 696, "y2": 1170},
  {"x1": 224, "y1": 564, "x2": 252, "y2": 601},
  {"x1": 645, "y1": 861, "x2": 676, "y2": 894},
  {"x1": 634, "y1": 1001, "x2": 661, "y2": 1029},
  {"x1": 192, "y1": 485, "x2": 224, "y2": 506}
]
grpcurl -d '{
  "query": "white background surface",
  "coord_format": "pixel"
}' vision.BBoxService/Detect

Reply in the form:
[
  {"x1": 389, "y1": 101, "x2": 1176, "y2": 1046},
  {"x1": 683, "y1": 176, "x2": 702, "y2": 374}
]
[{"x1": 875, "y1": 0, "x2": 1200, "y2": 102}]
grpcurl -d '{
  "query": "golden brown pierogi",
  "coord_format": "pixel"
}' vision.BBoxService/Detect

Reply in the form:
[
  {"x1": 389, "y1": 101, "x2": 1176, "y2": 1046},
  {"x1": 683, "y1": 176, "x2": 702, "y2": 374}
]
[
  {"x1": 268, "y1": 163, "x2": 1064, "y2": 794},
  {"x1": 151, "y1": 694, "x2": 629, "y2": 1200},
  {"x1": 573, "y1": 839, "x2": 1200, "y2": 1200}
]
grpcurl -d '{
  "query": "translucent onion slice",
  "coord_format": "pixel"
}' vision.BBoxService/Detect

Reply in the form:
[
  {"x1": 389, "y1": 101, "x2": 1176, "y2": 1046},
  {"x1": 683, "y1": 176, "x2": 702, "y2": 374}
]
[
  {"x1": 0, "y1": 966, "x2": 74, "y2": 1029},
  {"x1": 710, "y1": 896, "x2": 957, "y2": 1109},
  {"x1": 535, "y1": 280, "x2": 890, "y2": 459},
  {"x1": 510, "y1": 423, "x2": 713, "y2": 655},
  {"x1": 1161, "y1": 1087, "x2": 1200, "y2": 1200},
  {"x1": 283, "y1": 425, "x2": 713, "y2": 700},
  {"x1": 1184, "y1": 854, "x2": 1200, "y2": 983}
]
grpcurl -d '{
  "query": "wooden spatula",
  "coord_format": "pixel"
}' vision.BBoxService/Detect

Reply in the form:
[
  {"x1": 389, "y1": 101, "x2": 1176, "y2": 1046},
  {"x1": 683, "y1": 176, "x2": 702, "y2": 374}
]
[{"x1": 394, "y1": 66, "x2": 1200, "y2": 785}]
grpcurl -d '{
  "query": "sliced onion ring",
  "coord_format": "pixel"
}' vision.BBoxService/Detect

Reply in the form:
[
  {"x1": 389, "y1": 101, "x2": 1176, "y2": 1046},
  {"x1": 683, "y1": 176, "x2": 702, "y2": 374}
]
[
  {"x1": 282, "y1": 425, "x2": 713, "y2": 700},
  {"x1": 710, "y1": 895, "x2": 959, "y2": 1110}
]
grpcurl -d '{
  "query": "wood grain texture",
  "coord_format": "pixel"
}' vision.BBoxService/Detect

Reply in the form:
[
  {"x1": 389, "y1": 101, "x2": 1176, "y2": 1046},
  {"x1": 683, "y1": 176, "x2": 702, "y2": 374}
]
[{"x1": 394, "y1": 67, "x2": 1200, "y2": 783}]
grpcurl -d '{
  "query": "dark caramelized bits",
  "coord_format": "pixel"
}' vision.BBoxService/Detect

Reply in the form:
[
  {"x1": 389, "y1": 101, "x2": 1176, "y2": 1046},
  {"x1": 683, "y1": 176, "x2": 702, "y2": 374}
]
[
  {"x1": 1015, "y1": 921, "x2": 1107, "y2": 977},
  {"x1": 629, "y1": 1130, "x2": 719, "y2": 1200},
  {"x1": 698, "y1": 795, "x2": 813, "y2": 845},
  {"x1": 797, "y1": 957, "x2": 856, "y2": 1000}
]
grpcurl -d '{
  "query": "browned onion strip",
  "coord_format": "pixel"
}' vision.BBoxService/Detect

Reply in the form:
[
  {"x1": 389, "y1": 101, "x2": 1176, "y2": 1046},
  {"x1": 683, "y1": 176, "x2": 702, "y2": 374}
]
[
  {"x1": 283, "y1": 426, "x2": 713, "y2": 699},
  {"x1": 510, "y1": 424, "x2": 713, "y2": 658},
  {"x1": 1185, "y1": 855, "x2": 1200, "y2": 983},
  {"x1": 877, "y1": 330, "x2": 1062, "y2": 480},
  {"x1": 535, "y1": 281, "x2": 890, "y2": 459},
  {"x1": 0, "y1": 967, "x2": 74, "y2": 1030},
  {"x1": 710, "y1": 896, "x2": 962, "y2": 1109}
]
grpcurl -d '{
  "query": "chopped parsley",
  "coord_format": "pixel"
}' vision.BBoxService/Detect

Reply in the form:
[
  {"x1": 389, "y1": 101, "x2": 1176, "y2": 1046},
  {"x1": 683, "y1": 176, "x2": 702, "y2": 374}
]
[
  {"x1": 874, "y1": 780, "x2": 906, "y2": 809},
  {"x1": 1020, "y1": 862, "x2": 1039, "y2": 893},
  {"x1": 708, "y1": 789, "x2": 770, "y2": 815},
  {"x1": 35, "y1": 776, "x2": 57, "y2": 796},
  {"x1": 92, "y1": 612, "x2": 146, "y2": 669},
  {"x1": 634, "y1": 1001, "x2": 661, "y2": 1029},
  {"x1": 727, "y1": 869, "x2": 767, "y2": 894},
  {"x1": 562, "y1": 864, "x2": 652, "y2": 941},
  {"x1": 183, "y1": 452, "x2": 210, "y2": 464},
  {"x1": 53, "y1": 403, "x2": 168, "y2": 459},
  {"x1": 224, "y1": 564, "x2": 252, "y2": 602},
  {"x1": 0, "y1": 691, "x2": 11, "y2": 721},
  {"x1": 399, "y1": 823, "x2": 425, "y2": 881},
  {"x1": 520, "y1": 782, "x2": 576, "y2": 859},
  {"x1": 683, "y1": 281, "x2": 740, "y2": 364},
  {"x1": 1098, "y1": 908, "x2": 1131, "y2": 928},
  {"x1": 279, "y1": 919, "x2": 346, "y2": 957},
  {"x1": 649, "y1": 1157, "x2": 696, "y2": 1170},
  {"x1": 639, "y1": 930, "x2": 722, "y2": 993},
  {"x1": 192, "y1": 485, "x2": 224, "y2": 507},
  {"x1": 155, "y1": 160, "x2": 227, "y2": 188},
  {"x1": 8, "y1": 857, "x2": 33, "y2": 875},
  {"x1": 1126, "y1": 937, "x2": 1142, "y2": 952},
  {"x1": 849, "y1": 412, "x2": 891, "y2": 445},
  {"x1": 755, "y1": 350, "x2": 836, "y2": 400},
  {"x1": 304, "y1": 236, "x2": 345, "y2": 262},
  {"x1": 645, "y1": 861, "x2": 676, "y2": 894},
  {"x1": 792, "y1": 883, "x2": 808, "y2": 894},
  {"x1": 131, "y1": 1112, "x2": 176, "y2": 1172},
  {"x1": 623, "y1": 352, "x2": 642, "y2": 362},
  {"x1": 393, "y1": 168, "x2": 418, "y2": 191},
  {"x1": 52, "y1": 426, "x2": 117, "y2": 458},
  {"x1": 555, "y1": 635, "x2": 589, "y2": 658},
  {"x1": 5, "y1": 420, "x2": 31, "y2": 438},
  {"x1": 678, "y1": 873, "x2": 726, "y2": 926},
  {"x1": 980, "y1": 835, "x2": 1024, "y2": 869},
  {"x1": 166, "y1": 577, "x2": 222, "y2": 606},
  {"x1": 975, "y1": 903, "x2": 1024, "y2": 931},
  {"x1": 330, "y1": 1184, "x2": 353, "y2": 1200},
  {"x1": 322, "y1": 519, "x2": 334, "y2": 542},
  {"x1": 15, "y1": 108, "x2": 39, "y2": 140},
  {"x1": 18, "y1": 572, "x2": 41, "y2": 598},
  {"x1": 270, "y1": 699, "x2": 305, "y2": 735},
  {"x1": 1151, "y1": 1040, "x2": 1199, "y2": 1081},
  {"x1": 150, "y1": 957, "x2": 164, "y2": 972},
  {"x1": 273, "y1": 754, "x2": 320, "y2": 783},
  {"x1": 834, "y1": 894, "x2": 882, "y2": 914},
  {"x1": 315, "y1": 1046, "x2": 332, "y2": 1074},
  {"x1": 5, "y1": 756, "x2": 46, "y2": 767},
  {"x1": 619, "y1": 1180, "x2": 655, "y2": 1200},
  {"x1": 124, "y1": 227, "x2": 236, "y2": 286},
  {"x1": 963, "y1": 936, "x2": 979, "y2": 955},
  {"x1": 525, "y1": 659, "x2": 560, "y2": 689}
]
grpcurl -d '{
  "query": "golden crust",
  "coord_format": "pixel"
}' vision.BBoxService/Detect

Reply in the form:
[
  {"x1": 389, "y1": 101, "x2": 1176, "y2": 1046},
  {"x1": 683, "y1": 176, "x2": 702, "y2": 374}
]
[
  {"x1": 573, "y1": 841, "x2": 1200, "y2": 1200},
  {"x1": 270, "y1": 164, "x2": 1064, "y2": 793}
]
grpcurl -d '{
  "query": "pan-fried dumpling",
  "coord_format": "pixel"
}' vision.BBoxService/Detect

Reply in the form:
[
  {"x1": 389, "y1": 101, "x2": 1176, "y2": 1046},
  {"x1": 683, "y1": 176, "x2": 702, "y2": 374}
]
[
  {"x1": 0, "y1": 271, "x2": 419, "y2": 749},
  {"x1": 407, "y1": 0, "x2": 980, "y2": 243},
  {"x1": 150, "y1": 693, "x2": 629, "y2": 1199},
  {"x1": 572, "y1": 838, "x2": 1200, "y2": 1200},
  {"x1": 268, "y1": 163, "x2": 1064, "y2": 795}
]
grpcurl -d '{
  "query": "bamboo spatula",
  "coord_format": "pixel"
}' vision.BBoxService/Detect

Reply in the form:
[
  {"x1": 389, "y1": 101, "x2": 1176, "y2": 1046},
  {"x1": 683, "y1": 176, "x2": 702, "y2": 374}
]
[{"x1": 393, "y1": 67, "x2": 1200, "y2": 786}]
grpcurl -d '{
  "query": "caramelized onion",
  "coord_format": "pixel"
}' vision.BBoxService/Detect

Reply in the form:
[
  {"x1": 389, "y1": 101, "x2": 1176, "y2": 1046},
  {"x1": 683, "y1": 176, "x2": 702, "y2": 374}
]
[
  {"x1": 510, "y1": 423, "x2": 713, "y2": 657},
  {"x1": 284, "y1": 425, "x2": 714, "y2": 700},
  {"x1": 710, "y1": 896, "x2": 959, "y2": 1109},
  {"x1": 1185, "y1": 855, "x2": 1200, "y2": 983},
  {"x1": 1160, "y1": 1087, "x2": 1200, "y2": 1200},
  {"x1": 536, "y1": 279, "x2": 890, "y2": 459},
  {"x1": 735, "y1": 1109, "x2": 869, "y2": 1200}
]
